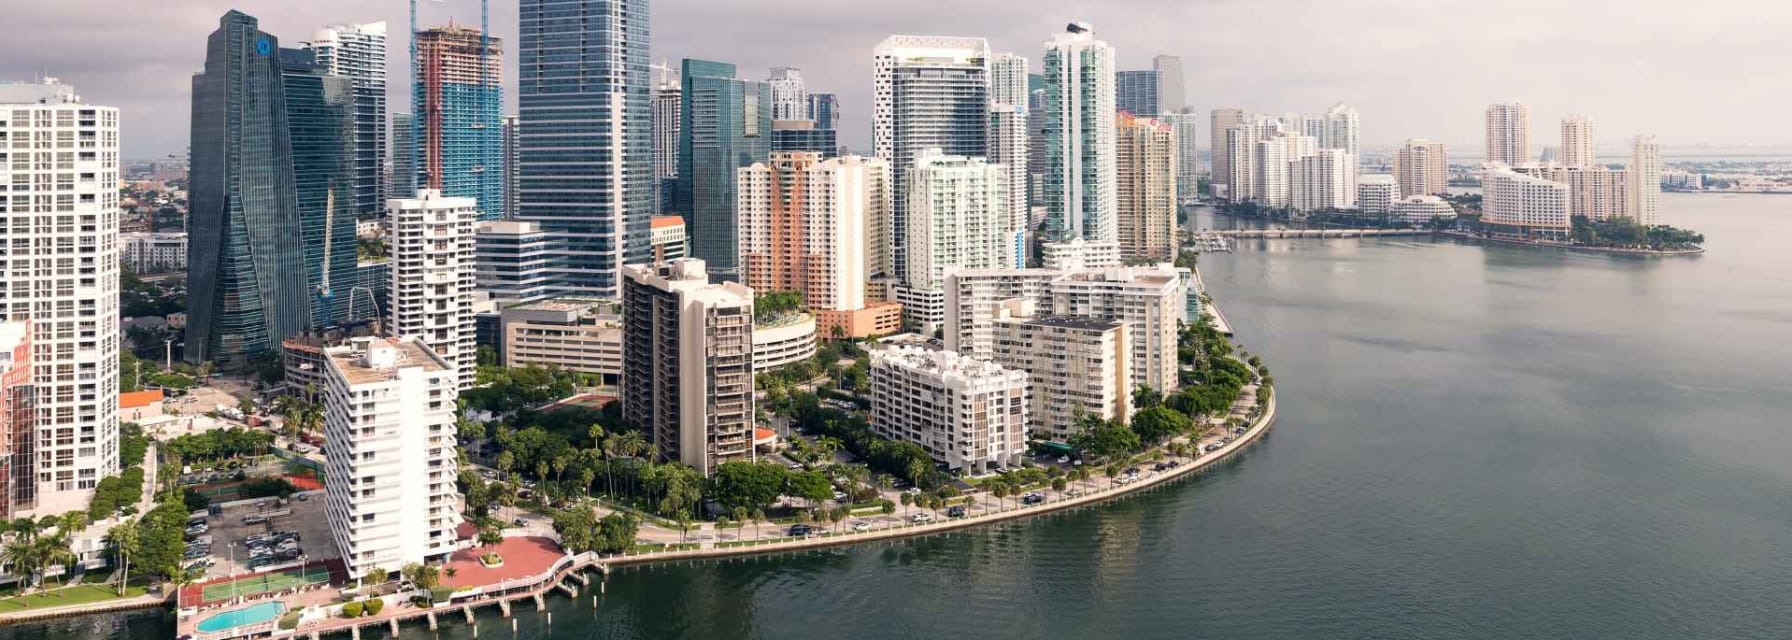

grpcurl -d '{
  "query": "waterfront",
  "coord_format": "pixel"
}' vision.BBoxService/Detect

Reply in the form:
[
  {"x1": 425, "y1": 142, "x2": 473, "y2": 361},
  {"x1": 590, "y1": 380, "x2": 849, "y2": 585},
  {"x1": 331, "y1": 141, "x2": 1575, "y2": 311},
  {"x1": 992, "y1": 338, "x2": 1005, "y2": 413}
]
[{"x1": 8, "y1": 192, "x2": 1792, "y2": 639}]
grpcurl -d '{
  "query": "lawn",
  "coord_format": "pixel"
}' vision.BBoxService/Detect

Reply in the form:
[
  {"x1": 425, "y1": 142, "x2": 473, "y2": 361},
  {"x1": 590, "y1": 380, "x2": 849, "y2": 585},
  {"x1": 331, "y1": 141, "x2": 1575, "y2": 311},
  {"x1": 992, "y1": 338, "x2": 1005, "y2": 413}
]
[{"x1": 0, "y1": 583, "x2": 150, "y2": 613}]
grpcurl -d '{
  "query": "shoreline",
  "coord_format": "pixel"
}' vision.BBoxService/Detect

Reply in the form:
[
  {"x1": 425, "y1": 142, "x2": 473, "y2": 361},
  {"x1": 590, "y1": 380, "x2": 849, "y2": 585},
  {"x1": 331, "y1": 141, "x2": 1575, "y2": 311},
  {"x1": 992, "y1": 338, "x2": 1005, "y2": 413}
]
[{"x1": 1434, "y1": 230, "x2": 1704, "y2": 256}]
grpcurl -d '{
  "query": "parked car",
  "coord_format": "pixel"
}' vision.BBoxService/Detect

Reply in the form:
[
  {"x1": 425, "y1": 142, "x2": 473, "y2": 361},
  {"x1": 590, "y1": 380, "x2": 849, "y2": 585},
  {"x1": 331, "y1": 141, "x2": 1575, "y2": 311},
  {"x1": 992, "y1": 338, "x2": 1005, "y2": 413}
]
[
  {"x1": 911, "y1": 512, "x2": 934, "y2": 523},
  {"x1": 242, "y1": 514, "x2": 267, "y2": 526},
  {"x1": 787, "y1": 524, "x2": 815, "y2": 537},
  {"x1": 946, "y1": 506, "x2": 966, "y2": 518},
  {"x1": 851, "y1": 521, "x2": 873, "y2": 532},
  {"x1": 1021, "y1": 493, "x2": 1044, "y2": 505}
]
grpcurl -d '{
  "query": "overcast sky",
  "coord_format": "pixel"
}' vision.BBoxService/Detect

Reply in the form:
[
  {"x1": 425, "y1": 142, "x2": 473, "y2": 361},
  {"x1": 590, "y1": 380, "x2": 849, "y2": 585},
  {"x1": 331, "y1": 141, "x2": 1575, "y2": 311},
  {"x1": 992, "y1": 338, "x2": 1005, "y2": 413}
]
[{"x1": 7, "y1": 0, "x2": 1788, "y2": 159}]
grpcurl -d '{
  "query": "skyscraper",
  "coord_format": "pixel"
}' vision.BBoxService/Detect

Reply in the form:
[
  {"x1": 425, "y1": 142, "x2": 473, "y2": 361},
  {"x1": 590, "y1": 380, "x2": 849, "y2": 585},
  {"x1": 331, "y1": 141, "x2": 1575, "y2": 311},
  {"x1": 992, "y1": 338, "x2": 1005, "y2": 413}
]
[
  {"x1": 770, "y1": 120, "x2": 839, "y2": 157},
  {"x1": 1116, "y1": 113, "x2": 1177, "y2": 260},
  {"x1": 1153, "y1": 54, "x2": 1185, "y2": 113},
  {"x1": 767, "y1": 67, "x2": 808, "y2": 121},
  {"x1": 622, "y1": 259, "x2": 756, "y2": 476},
  {"x1": 1159, "y1": 110, "x2": 1202, "y2": 205},
  {"x1": 809, "y1": 93, "x2": 839, "y2": 130},
  {"x1": 502, "y1": 114, "x2": 519, "y2": 218},
  {"x1": 989, "y1": 52, "x2": 1031, "y2": 267},
  {"x1": 390, "y1": 112, "x2": 416, "y2": 198},
  {"x1": 280, "y1": 47, "x2": 359, "y2": 331},
  {"x1": 897, "y1": 150, "x2": 1012, "y2": 330},
  {"x1": 1393, "y1": 138, "x2": 1449, "y2": 197},
  {"x1": 873, "y1": 35, "x2": 990, "y2": 286},
  {"x1": 308, "y1": 22, "x2": 387, "y2": 216},
  {"x1": 415, "y1": 26, "x2": 503, "y2": 221},
  {"x1": 1485, "y1": 101, "x2": 1530, "y2": 164},
  {"x1": 737, "y1": 152, "x2": 896, "y2": 337},
  {"x1": 1561, "y1": 113, "x2": 1594, "y2": 168},
  {"x1": 0, "y1": 80, "x2": 121, "y2": 514},
  {"x1": 1291, "y1": 148, "x2": 1357, "y2": 212},
  {"x1": 1114, "y1": 69, "x2": 1159, "y2": 116},
  {"x1": 652, "y1": 71, "x2": 681, "y2": 213},
  {"x1": 674, "y1": 59, "x2": 771, "y2": 282},
  {"x1": 518, "y1": 0, "x2": 653, "y2": 298},
  {"x1": 187, "y1": 10, "x2": 312, "y2": 370},
  {"x1": 388, "y1": 190, "x2": 477, "y2": 389},
  {"x1": 1628, "y1": 135, "x2": 1662, "y2": 225},
  {"x1": 1209, "y1": 108, "x2": 1245, "y2": 199},
  {"x1": 1042, "y1": 22, "x2": 1118, "y2": 249},
  {"x1": 1321, "y1": 102, "x2": 1360, "y2": 157}
]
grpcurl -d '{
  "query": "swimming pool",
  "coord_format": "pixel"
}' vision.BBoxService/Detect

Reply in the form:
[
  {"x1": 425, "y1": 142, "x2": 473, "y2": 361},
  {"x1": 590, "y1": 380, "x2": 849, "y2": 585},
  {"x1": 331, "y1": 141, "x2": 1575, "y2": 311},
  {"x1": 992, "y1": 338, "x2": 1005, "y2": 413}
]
[{"x1": 194, "y1": 601, "x2": 285, "y2": 633}]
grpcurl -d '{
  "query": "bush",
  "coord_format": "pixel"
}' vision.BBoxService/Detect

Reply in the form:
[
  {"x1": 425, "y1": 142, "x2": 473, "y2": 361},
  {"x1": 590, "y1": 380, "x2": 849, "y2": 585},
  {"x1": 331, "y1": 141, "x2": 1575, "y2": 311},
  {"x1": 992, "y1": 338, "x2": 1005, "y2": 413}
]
[
  {"x1": 364, "y1": 599, "x2": 384, "y2": 615},
  {"x1": 429, "y1": 586, "x2": 454, "y2": 603},
  {"x1": 277, "y1": 612, "x2": 301, "y2": 630},
  {"x1": 341, "y1": 602, "x2": 363, "y2": 618}
]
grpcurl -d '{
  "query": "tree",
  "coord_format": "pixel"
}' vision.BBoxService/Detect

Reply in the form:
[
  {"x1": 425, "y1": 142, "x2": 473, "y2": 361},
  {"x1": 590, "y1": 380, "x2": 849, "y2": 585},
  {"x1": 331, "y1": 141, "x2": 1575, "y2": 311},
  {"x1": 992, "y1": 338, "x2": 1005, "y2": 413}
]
[
  {"x1": 1131, "y1": 407, "x2": 1193, "y2": 446},
  {"x1": 710, "y1": 462, "x2": 790, "y2": 512},
  {"x1": 401, "y1": 562, "x2": 441, "y2": 591},
  {"x1": 991, "y1": 483, "x2": 1010, "y2": 510},
  {"x1": 362, "y1": 565, "x2": 387, "y2": 588},
  {"x1": 1132, "y1": 385, "x2": 1163, "y2": 410},
  {"x1": 784, "y1": 471, "x2": 832, "y2": 507},
  {"x1": 1071, "y1": 421, "x2": 1142, "y2": 461},
  {"x1": 105, "y1": 518, "x2": 141, "y2": 596},
  {"x1": 1051, "y1": 477, "x2": 1068, "y2": 494},
  {"x1": 750, "y1": 508, "x2": 767, "y2": 540}
]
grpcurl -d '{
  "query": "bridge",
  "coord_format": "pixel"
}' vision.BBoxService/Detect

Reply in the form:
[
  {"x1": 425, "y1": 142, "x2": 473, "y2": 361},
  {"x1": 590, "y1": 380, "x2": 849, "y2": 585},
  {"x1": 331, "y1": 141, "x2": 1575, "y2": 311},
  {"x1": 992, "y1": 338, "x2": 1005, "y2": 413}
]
[{"x1": 1194, "y1": 228, "x2": 1433, "y2": 239}]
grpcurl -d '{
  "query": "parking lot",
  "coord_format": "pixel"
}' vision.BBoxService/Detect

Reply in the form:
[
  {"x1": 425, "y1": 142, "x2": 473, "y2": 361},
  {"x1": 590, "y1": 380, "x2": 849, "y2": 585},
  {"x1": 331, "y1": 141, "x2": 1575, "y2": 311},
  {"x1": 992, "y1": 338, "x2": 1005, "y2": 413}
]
[{"x1": 185, "y1": 490, "x2": 337, "y2": 580}]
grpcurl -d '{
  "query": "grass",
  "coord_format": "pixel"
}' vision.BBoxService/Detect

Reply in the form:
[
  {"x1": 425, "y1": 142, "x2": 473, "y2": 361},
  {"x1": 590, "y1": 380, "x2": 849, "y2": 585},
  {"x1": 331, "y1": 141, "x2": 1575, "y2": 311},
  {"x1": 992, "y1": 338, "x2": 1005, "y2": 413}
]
[{"x1": 0, "y1": 583, "x2": 151, "y2": 612}]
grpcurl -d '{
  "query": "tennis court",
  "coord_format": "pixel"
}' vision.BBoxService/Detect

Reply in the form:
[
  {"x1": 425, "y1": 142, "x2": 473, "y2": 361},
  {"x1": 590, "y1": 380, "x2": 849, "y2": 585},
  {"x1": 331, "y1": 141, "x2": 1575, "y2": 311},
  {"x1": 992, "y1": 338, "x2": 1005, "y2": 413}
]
[{"x1": 198, "y1": 565, "x2": 331, "y2": 603}]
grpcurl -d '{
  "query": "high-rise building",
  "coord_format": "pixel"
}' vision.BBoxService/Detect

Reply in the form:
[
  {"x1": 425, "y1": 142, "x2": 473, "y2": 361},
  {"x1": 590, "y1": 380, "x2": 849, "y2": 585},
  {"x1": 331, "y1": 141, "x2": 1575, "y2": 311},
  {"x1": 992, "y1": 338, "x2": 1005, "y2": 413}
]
[
  {"x1": 1114, "y1": 69, "x2": 1159, "y2": 116},
  {"x1": 738, "y1": 153, "x2": 889, "y2": 323},
  {"x1": 1393, "y1": 138, "x2": 1448, "y2": 197},
  {"x1": 474, "y1": 220, "x2": 563, "y2": 303},
  {"x1": 502, "y1": 114, "x2": 519, "y2": 218},
  {"x1": 1291, "y1": 148, "x2": 1357, "y2": 213},
  {"x1": 1485, "y1": 101, "x2": 1530, "y2": 164},
  {"x1": 280, "y1": 47, "x2": 359, "y2": 331},
  {"x1": 770, "y1": 120, "x2": 839, "y2": 157},
  {"x1": 988, "y1": 52, "x2": 1031, "y2": 267},
  {"x1": 1514, "y1": 164, "x2": 1629, "y2": 220},
  {"x1": 188, "y1": 11, "x2": 312, "y2": 370},
  {"x1": 1042, "y1": 22, "x2": 1118, "y2": 249},
  {"x1": 1357, "y1": 174, "x2": 1401, "y2": 216},
  {"x1": 1209, "y1": 108, "x2": 1245, "y2": 198},
  {"x1": 388, "y1": 190, "x2": 477, "y2": 389},
  {"x1": 1116, "y1": 113, "x2": 1177, "y2": 260},
  {"x1": 518, "y1": 0, "x2": 652, "y2": 298},
  {"x1": 0, "y1": 321, "x2": 31, "y2": 518},
  {"x1": 389, "y1": 112, "x2": 416, "y2": 198},
  {"x1": 1321, "y1": 102, "x2": 1360, "y2": 158},
  {"x1": 308, "y1": 22, "x2": 388, "y2": 216},
  {"x1": 945, "y1": 265, "x2": 1184, "y2": 394},
  {"x1": 0, "y1": 79, "x2": 120, "y2": 514},
  {"x1": 1254, "y1": 133, "x2": 1316, "y2": 208},
  {"x1": 675, "y1": 60, "x2": 771, "y2": 281},
  {"x1": 321, "y1": 336, "x2": 460, "y2": 578},
  {"x1": 1628, "y1": 135, "x2": 1662, "y2": 226},
  {"x1": 985, "y1": 301, "x2": 1130, "y2": 443},
  {"x1": 621, "y1": 260, "x2": 756, "y2": 476},
  {"x1": 652, "y1": 71, "x2": 681, "y2": 214},
  {"x1": 873, "y1": 35, "x2": 990, "y2": 286},
  {"x1": 1159, "y1": 110, "x2": 1202, "y2": 205},
  {"x1": 650, "y1": 215, "x2": 686, "y2": 262},
  {"x1": 414, "y1": 26, "x2": 503, "y2": 221},
  {"x1": 1483, "y1": 165, "x2": 1570, "y2": 240},
  {"x1": 766, "y1": 67, "x2": 808, "y2": 121},
  {"x1": 896, "y1": 150, "x2": 1012, "y2": 330},
  {"x1": 1560, "y1": 113, "x2": 1594, "y2": 168},
  {"x1": 870, "y1": 346, "x2": 1029, "y2": 474},
  {"x1": 1153, "y1": 54, "x2": 1185, "y2": 113},
  {"x1": 809, "y1": 93, "x2": 839, "y2": 130}
]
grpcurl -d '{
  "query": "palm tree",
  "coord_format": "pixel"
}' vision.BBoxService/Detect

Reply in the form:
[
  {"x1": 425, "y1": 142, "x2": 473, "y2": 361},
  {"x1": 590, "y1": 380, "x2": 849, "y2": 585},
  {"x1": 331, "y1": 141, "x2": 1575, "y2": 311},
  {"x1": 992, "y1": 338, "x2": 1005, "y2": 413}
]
[
  {"x1": 1, "y1": 519, "x2": 42, "y2": 592},
  {"x1": 750, "y1": 508, "x2": 767, "y2": 541},
  {"x1": 37, "y1": 530, "x2": 77, "y2": 590},
  {"x1": 105, "y1": 518, "x2": 140, "y2": 596}
]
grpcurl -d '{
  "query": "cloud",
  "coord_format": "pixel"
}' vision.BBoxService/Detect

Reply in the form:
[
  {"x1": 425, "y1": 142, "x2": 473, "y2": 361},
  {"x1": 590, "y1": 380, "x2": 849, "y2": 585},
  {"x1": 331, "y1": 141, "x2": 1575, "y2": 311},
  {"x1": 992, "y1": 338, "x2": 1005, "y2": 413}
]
[{"x1": 4, "y1": 0, "x2": 1787, "y2": 158}]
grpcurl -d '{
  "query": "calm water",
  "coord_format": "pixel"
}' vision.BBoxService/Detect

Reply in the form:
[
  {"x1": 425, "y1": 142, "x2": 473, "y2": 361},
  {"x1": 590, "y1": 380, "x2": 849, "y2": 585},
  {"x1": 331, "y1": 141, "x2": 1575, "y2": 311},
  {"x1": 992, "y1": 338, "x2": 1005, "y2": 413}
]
[{"x1": 10, "y1": 193, "x2": 1791, "y2": 639}]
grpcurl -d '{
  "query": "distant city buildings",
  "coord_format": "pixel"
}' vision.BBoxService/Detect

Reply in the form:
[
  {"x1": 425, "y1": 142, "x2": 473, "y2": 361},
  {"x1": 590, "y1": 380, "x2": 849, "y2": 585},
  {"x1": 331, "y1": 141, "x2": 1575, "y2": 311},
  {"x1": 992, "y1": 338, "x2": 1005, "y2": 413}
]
[
  {"x1": 1115, "y1": 113, "x2": 1178, "y2": 259},
  {"x1": 0, "y1": 321, "x2": 31, "y2": 518},
  {"x1": 1390, "y1": 195, "x2": 1455, "y2": 225},
  {"x1": 389, "y1": 111, "x2": 416, "y2": 198},
  {"x1": 388, "y1": 190, "x2": 478, "y2": 390},
  {"x1": 674, "y1": 59, "x2": 770, "y2": 282},
  {"x1": 769, "y1": 119, "x2": 839, "y2": 157},
  {"x1": 1629, "y1": 135, "x2": 1662, "y2": 225},
  {"x1": 895, "y1": 150, "x2": 1013, "y2": 331},
  {"x1": 1291, "y1": 148, "x2": 1357, "y2": 213},
  {"x1": 279, "y1": 46, "x2": 359, "y2": 331},
  {"x1": 120, "y1": 232, "x2": 189, "y2": 274},
  {"x1": 321, "y1": 336, "x2": 461, "y2": 578},
  {"x1": 1485, "y1": 101, "x2": 1530, "y2": 164},
  {"x1": 1158, "y1": 110, "x2": 1202, "y2": 205},
  {"x1": 766, "y1": 67, "x2": 808, "y2": 121},
  {"x1": 1153, "y1": 55, "x2": 1185, "y2": 113},
  {"x1": 870, "y1": 346, "x2": 1029, "y2": 474},
  {"x1": 308, "y1": 22, "x2": 388, "y2": 216},
  {"x1": 621, "y1": 259, "x2": 756, "y2": 476},
  {"x1": 414, "y1": 25, "x2": 503, "y2": 221},
  {"x1": 652, "y1": 67, "x2": 681, "y2": 214},
  {"x1": 499, "y1": 298, "x2": 622, "y2": 386},
  {"x1": 1482, "y1": 165, "x2": 1570, "y2": 239},
  {"x1": 650, "y1": 215, "x2": 686, "y2": 262},
  {"x1": 475, "y1": 220, "x2": 563, "y2": 304},
  {"x1": 1560, "y1": 113, "x2": 1594, "y2": 168},
  {"x1": 1209, "y1": 108, "x2": 1245, "y2": 199},
  {"x1": 1393, "y1": 138, "x2": 1449, "y2": 197},
  {"x1": 1356, "y1": 174, "x2": 1401, "y2": 216},
  {"x1": 988, "y1": 52, "x2": 1032, "y2": 267}
]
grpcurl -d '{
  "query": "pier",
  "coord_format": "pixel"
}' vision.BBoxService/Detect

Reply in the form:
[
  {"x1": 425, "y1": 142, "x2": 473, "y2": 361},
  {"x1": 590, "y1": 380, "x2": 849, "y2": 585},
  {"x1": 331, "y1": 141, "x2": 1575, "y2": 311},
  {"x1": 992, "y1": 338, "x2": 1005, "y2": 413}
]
[{"x1": 1199, "y1": 228, "x2": 1430, "y2": 239}]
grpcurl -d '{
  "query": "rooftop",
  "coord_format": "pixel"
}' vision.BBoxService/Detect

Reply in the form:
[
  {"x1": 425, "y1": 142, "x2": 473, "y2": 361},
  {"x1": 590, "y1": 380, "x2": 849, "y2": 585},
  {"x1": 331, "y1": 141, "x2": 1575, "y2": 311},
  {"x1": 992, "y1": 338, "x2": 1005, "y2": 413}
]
[
  {"x1": 651, "y1": 215, "x2": 684, "y2": 230},
  {"x1": 1012, "y1": 315, "x2": 1125, "y2": 331},
  {"x1": 326, "y1": 337, "x2": 447, "y2": 386},
  {"x1": 875, "y1": 345, "x2": 1021, "y2": 380}
]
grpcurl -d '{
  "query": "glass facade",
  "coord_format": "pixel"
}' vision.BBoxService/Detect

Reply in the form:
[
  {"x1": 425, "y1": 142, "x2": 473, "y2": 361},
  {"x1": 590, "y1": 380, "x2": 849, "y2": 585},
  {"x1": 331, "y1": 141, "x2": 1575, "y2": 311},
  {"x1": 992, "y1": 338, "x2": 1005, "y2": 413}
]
[
  {"x1": 772, "y1": 127, "x2": 837, "y2": 157},
  {"x1": 673, "y1": 59, "x2": 770, "y2": 281},
  {"x1": 280, "y1": 48, "x2": 361, "y2": 332},
  {"x1": 872, "y1": 36, "x2": 989, "y2": 284},
  {"x1": 1115, "y1": 69, "x2": 1160, "y2": 116},
  {"x1": 517, "y1": 0, "x2": 653, "y2": 298},
  {"x1": 415, "y1": 27, "x2": 504, "y2": 221},
  {"x1": 390, "y1": 112, "x2": 416, "y2": 198},
  {"x1": 809, "y1": 93, "x2": 838, "y2": 130},
  {"x1": 186, "y1": 10, "x2": 312, "y2": 370}
]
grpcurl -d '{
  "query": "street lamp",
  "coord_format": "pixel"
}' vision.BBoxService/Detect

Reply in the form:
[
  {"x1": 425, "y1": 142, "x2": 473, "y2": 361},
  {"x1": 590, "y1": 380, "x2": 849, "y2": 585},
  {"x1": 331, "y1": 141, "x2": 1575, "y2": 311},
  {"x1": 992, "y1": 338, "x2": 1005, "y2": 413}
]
[{"x1": 228, "y1": 542, "x2": 236, "y2": 603}]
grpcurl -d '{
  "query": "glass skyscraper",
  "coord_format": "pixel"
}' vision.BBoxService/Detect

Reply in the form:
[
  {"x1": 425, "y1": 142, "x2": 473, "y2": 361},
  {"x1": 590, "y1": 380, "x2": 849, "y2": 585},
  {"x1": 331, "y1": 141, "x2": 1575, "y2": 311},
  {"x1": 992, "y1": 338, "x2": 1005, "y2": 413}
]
[
  {"x1": 518, "y1": 0, "x2": 653, "y2": 298},
  {"x1": 415, "y1": 26, "x2": 504, "y2": 221},
  {"x1": 1115, "y1": 69, "x2": 1159, "y2": 116},
  {"x1": 809, "y1": 93, "x2": 839, "y2": 130},
  {"x1": 308, "y1": 22, "x2": 387, "y2": 217},
  {"x1": 872, "y1": 35, "x2": 990, "y2": 285},
  {"x1": 390, "y1": 111, "x2": 416, "y2": 198},
  {"x1": 280, "y1": 48, "x2": 360, "y2": 331},
  {"x1": 673, "y1": 59, "x2": 770, "y2": 281},
  {"x1": 187, "y1": 11, "x2": 313, "y2": 369}
]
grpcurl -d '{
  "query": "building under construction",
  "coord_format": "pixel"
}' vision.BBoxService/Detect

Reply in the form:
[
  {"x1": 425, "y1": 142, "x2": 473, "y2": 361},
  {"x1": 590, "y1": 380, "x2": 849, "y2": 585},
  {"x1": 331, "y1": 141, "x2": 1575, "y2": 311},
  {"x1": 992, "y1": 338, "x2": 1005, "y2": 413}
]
[{"x1": 414, "y1": 25, "x2": 503, "y2": 220}]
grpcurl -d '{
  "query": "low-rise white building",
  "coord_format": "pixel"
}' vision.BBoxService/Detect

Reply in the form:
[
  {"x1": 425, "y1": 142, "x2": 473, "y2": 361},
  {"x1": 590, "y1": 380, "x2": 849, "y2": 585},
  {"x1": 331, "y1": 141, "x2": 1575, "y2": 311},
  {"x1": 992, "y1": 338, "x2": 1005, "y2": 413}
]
[
  {"x1": 752, "y1": 312, "x2": 818, "y2": 373},
  {"x1": 1390, "y1": 195, "x2": 1456, "y2": 226},
  {"x1": 1357, "y1": 174, "x2": 1401, "y2": 216},
  {"x1": 870, "y1": 346, "x2": 1028, "y2": 474},
  {"x1": 119, "y1": 232, "x2": 187, "y2": 274},
  {"x1": 500, "y1": 298, "x2": 623, "y2": 387},
  {"x1": 987, "y1": 300, "x2": 1131, "y2": 443},
  {"x1": 321, "y1": 337, "x2": 461, "y2": 578},
  {"x1": 1483, "y1": 165, "x2": 1571, "y2": 240}
]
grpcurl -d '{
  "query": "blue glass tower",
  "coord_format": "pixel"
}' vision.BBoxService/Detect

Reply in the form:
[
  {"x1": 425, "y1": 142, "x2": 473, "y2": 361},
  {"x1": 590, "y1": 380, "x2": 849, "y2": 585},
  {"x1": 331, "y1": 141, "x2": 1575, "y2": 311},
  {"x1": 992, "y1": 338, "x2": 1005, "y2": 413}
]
[
  {"x1": 186, "y1": 10, "x2": 312, "y2": 369},
  {"x1": 415, "y1": 26, "x2": 503, "y2": 221},
  {"x1": 518, "y1": 0, "x2": 653, "y2": 297},
  {"x1": 280, "y1": 48, "x2": 360, "y2": 331},
  {"x1": 673, "y1": 59, "x2": 771, "y2": 282}
]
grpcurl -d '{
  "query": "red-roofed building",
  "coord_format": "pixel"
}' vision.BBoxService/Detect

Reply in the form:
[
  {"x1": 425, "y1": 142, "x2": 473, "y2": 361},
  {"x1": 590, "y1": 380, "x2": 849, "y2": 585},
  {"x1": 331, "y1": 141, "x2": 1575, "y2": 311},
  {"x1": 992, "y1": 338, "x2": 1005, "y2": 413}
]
[{"x1": 651, "y1": 215, "x2": 685, "y2": 262}]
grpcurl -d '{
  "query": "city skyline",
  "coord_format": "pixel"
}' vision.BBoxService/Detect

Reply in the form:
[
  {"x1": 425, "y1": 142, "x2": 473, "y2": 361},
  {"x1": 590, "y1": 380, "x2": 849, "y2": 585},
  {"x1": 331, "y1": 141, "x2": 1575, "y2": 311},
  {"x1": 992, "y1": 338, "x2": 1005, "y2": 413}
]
[{"x1": 9, "y1": 0, "x2": 1787, "y2": 158}]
